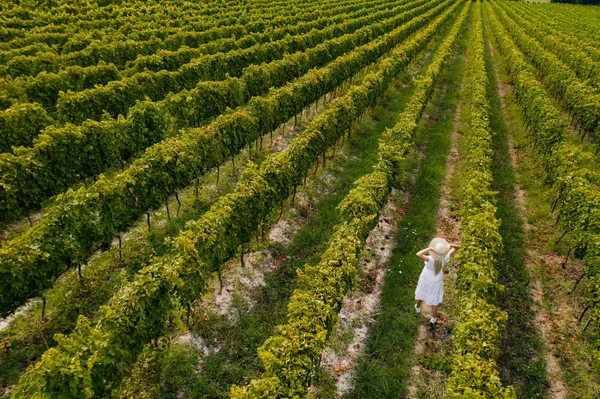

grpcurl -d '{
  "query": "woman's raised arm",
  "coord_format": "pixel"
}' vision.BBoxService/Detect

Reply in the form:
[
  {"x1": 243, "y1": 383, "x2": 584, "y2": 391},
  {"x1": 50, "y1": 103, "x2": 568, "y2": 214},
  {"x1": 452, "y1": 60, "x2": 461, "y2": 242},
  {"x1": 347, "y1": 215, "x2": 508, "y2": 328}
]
[
  {"x1": 416, "y1": 247, "x2": 433, "y2": 261},
  {"x1": 447, "y1": 243, "x2": 460, "y2": 257}
]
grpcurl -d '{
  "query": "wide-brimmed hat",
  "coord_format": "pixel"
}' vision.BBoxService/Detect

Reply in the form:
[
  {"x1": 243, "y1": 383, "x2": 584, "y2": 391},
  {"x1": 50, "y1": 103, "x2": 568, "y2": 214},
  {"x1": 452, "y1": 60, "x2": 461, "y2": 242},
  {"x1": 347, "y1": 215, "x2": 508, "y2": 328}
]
[{"x1": 429, "y1": 237, "x2": 449, "y2": 260}]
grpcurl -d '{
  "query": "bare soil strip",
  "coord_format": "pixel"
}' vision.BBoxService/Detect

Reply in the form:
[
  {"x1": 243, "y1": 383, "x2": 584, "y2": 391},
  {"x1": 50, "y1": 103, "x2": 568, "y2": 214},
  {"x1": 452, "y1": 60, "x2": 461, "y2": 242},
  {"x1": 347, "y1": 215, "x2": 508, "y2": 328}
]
[
  {"x1": 319, "y1": 188, "x2": 404, "y2": 397},
  {"x1": 406, "y1": 82, "x2": 462, "y2": 399}
]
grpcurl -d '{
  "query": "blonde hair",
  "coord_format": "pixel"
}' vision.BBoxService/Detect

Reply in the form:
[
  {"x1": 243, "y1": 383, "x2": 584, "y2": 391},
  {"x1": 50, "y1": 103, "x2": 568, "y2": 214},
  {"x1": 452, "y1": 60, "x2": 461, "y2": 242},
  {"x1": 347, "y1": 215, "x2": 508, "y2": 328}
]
[{"x1": 434, "y1": 257, "x2": 444, "y2": 275}]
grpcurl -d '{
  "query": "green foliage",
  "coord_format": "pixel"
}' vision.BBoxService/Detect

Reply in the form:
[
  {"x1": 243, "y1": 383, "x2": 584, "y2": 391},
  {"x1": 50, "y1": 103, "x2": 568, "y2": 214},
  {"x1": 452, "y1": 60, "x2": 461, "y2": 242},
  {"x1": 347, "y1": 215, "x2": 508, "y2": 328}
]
[
  {"x1": 446, "y1": 6, "x2": 515, "y2": 397},
  {"x1": 0, "y1": 0, "x2": 441, "y2": 226},
  {"x1": 116, "y1": 339, "x2": 200, "y2": 399},
  {"x1": 126, "y1": 0, "x2": 399, "y2": 74},
  {"x1": 0, "y1": 0, "x2": 391, "y2": 112},
  {"x1": 1, "y1": 63, "x2": 120, "y2": 109},
  {"x1": 551, "y1": 0, "x2": 600, "y2": 5},
  {"x1": 488, "y1": 0, "x2": 600, "y2": 367},
  {"x1": 491, "y1": 1, "x2": 600, "y2": 138},
  {"x1": 508, "y1": 0, "x2": 600, "y2": 62},
  {"x1": 5, "y1": 0, "x2": 595, "y2": 395},
  {"x1": 55, "y1": 0, "x2": 434, "y2": 124},
  {"x1": 231, "y1": 2, "x2": 470, "y2": 396},
  {"x1": 0, "y1": 100, "x2": 168, "y2": 225},
  {"x1": 0, "y1": 0, "x2": 452, "y2": 318},
  {"x1": 0, "y1": 102, "x2": 54, "y2": 153},
  {"x1": 418, "y1": 354, "x2": 452, "y2": 372},
  {"x1": 9, "y1": 2, "x2": 461, "y2": 395}
]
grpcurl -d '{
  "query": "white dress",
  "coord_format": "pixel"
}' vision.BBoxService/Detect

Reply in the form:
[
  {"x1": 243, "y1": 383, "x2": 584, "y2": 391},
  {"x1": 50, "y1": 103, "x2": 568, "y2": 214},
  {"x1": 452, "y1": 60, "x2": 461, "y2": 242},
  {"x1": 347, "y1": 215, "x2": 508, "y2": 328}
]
[{"x1": 414, "y1": 254, "x2": 450, "y2": 306}]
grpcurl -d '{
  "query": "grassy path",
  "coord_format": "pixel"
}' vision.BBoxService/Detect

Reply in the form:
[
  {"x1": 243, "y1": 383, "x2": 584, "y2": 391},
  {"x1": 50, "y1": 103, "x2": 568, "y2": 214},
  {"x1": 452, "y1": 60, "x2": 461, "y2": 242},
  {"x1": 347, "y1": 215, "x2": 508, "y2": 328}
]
[
  {"x1": 316, "y1": 186, "x2": 405, "y2": 398},
  {"x1": 405, "y1": 15, "x2": 468, "y2": 399},
  {"x1": 346, "y1": 10, "x2": 469, "y2": 397}
]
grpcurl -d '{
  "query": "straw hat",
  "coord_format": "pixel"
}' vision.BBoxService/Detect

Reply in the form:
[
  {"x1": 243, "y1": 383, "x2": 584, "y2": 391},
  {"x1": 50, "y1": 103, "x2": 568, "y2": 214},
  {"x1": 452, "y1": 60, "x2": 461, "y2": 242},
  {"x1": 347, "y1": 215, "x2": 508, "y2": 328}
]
[{"x1": 429, "y1": 237, "x2": 449, "y2": 260}]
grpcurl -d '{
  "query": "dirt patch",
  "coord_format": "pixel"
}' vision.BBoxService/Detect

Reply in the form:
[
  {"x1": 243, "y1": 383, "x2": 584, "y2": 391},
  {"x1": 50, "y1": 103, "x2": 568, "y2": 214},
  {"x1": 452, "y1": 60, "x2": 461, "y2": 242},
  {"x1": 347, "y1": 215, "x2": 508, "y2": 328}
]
[
  {"x1": 0, "y1": 301, "x2": 34, "y2": 332},
  {"x1": 0, "y1": 386, "x2": 14, "y2": 397},
  {"x1": 177, "y1": 332, "x2": 223, "y2": 357},
  {"x1": 176, "y1": 331, "x2": 224, "y2": 376},
  {"x1": 271, "y1": 130, "x2": 293, "y2": 153},
  {"x1": 196, "y1": 248, "x2": 279, "y2": 324},
  {"x1": 269, "y1": 219, "x2": 294, "y2": 248}
]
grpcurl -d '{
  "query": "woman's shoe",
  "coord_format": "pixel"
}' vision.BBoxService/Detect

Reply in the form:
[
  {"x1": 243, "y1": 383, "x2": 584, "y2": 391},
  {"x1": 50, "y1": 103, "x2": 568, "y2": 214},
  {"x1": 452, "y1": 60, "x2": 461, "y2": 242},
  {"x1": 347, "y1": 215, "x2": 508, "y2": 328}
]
[{"x1": 429, "y1": 317, "x2": 437, "y2": 330}]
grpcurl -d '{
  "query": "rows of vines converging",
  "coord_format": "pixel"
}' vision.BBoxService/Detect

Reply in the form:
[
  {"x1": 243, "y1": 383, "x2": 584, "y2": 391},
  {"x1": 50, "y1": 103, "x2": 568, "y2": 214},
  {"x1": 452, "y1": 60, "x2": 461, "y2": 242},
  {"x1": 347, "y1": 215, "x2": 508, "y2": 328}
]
[
  {"x1": 230, "y1": 3, "x2": 469, "y2": 397},
  {"x1": 500, "y1": 1, "x2": 600, "y2": 76},
  {"x1": 2, "y1": 0, "x2": 599, "y2": 396},
  {"x1": 0, "y1": 0, "x2": 436, "y2": 389},
  {"x1": 489, "y1": 0, "x2": 600, "y2": 141},
  {"x1": 0, "y1": 0, "x2": 424, "y2": 223},
  {"x1": 486, "y1": 0, "x2": 600, "y2": 379},
  {"x1": 0, "y1": 0, "x2": 407, "y2": 384},
  {"x1": 507, "y1": 0, "x2": 600, "y2": 55},
  {"x1": 0, "y1": 0, "x2": 392, "y2": 116},
  {"x1": 9, "y1": 1, "x2": 463, "y2": 396},
  {"x1": 0, "y1": 0, "x2": 456, "y2": 319},
  {"x1": 0, "y1": 0, "x2": 446, "y2": 387},
  {"x1": 1, "y1": 0, "x2": 343, "y2": 77},
  {"x1": 2, "y1": 0, "x2": 394, "y2": 115}
]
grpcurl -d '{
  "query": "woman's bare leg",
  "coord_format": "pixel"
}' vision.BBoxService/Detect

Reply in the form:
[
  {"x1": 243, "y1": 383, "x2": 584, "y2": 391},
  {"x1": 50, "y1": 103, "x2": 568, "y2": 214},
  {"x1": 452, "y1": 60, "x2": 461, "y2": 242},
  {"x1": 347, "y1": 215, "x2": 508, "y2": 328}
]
[
  {"x1": 416, "y1": 300, "x2": 423, "y2": 308},
  {"x1": 431, "y1": 305, "x2": 439, "y2": 318}
]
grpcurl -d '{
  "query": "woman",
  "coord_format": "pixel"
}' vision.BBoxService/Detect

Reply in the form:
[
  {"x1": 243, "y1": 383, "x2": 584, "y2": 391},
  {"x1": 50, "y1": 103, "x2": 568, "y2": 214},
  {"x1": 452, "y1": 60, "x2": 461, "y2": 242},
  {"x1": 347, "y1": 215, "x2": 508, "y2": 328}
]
[{"x1": 414, "y1": 237, "x2": 460, "y2": 328}]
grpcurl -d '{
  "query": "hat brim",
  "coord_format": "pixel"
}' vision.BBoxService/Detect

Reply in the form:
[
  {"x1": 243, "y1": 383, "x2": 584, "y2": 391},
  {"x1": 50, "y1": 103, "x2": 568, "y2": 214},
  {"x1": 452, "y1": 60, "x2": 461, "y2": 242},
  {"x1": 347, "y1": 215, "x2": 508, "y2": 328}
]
[{"x1": 429, "y1": 237, "x2": 449, "y2": 259}]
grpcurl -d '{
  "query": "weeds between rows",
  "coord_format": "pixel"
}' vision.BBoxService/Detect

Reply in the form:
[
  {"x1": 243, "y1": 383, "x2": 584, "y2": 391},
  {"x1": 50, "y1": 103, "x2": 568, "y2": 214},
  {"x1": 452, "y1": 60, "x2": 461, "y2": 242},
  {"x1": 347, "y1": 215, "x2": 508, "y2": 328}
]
[
  {"x1": 482, "y1": 14, "x2": 548, "y2": 398},
  {"x1": 116, "y1": 19, "x2": 459, "y2": 397},
  {"x1": 348, "y1": 9, "x2": 470, "y2": 397}
]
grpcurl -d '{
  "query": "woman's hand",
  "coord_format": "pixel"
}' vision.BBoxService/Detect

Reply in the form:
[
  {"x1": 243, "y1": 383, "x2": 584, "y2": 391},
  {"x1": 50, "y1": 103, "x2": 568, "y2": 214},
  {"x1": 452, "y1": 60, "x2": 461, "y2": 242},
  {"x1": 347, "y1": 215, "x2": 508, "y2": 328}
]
[{"x1": 447, "y1": 243, "x2": 459, "y2": 257}]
